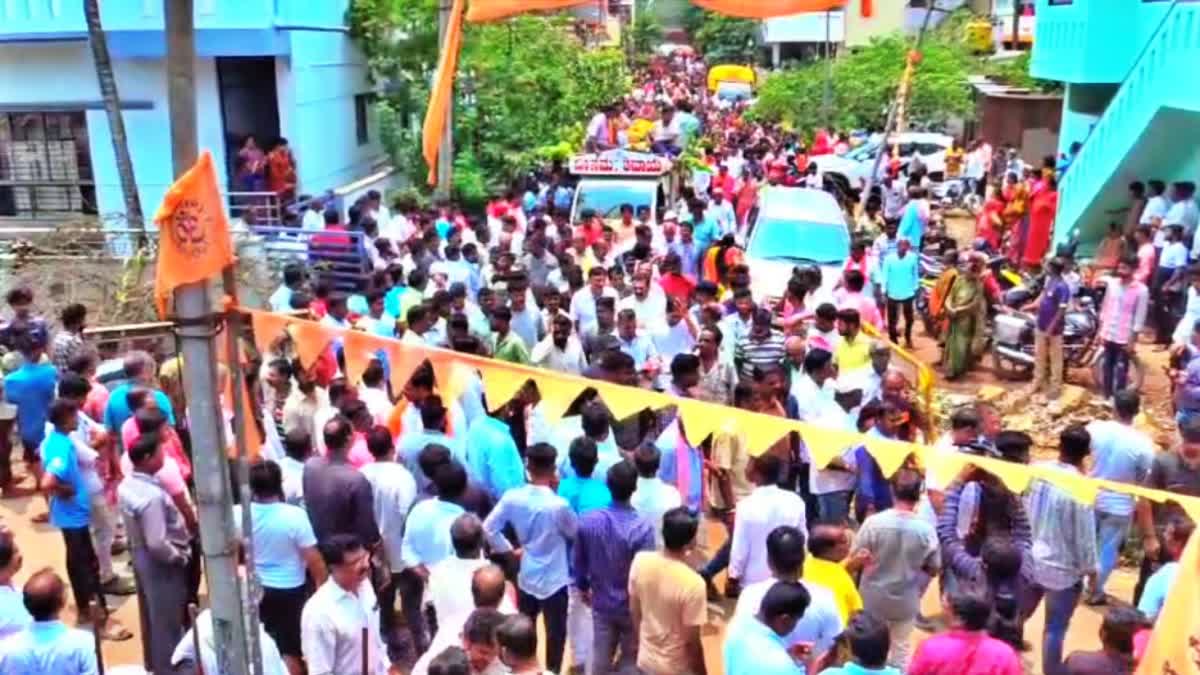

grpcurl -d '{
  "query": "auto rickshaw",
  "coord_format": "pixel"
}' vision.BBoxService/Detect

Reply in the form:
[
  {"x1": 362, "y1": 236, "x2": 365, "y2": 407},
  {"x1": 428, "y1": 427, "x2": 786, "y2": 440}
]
[
  {"x1": 963, "y1": 16, "x2": 996, "y2": 54},
  {"x1": 707, "y1": 64, "x2": 756, "y2": 102}
]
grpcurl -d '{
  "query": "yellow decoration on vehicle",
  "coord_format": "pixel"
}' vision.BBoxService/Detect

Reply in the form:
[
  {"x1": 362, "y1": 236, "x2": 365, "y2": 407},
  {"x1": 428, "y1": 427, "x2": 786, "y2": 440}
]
[{"x1": 707, "y1": 64, "x2": 756, "y2": 93}]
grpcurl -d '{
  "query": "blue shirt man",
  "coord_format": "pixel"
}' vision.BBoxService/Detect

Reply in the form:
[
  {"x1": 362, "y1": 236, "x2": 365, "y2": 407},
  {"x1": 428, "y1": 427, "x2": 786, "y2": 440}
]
[
  {"x1": 881, "y1": 245, "x2": 920, "y2": 301},
  {"x1": 4, "y1": 360, "x2": 57, "y2": 450},
  {"x1": 463, "y1": 415, "x2": 525, "y2": 499},
  {"x1": 103, "y1": 383, "x2": 175, "y2": 438},
  {"x1": 483, "y1": 443, "x2": 577, "y2": 607},
  {"x1": 897, "y1": 200, "x2": 926, "y2": 250},
  {"x1": 0, "y1": 617, "x2": 98, "y2": 675},
  {"x1": 401, "y1": 496, "x2": 466, "y2": 569},
  {"x1": 41, "y1": 429, "x2": 91, "y2": 530},
  {"x1": 723, "y1": 587, "x2": 806, "y2": 675},
  {"x1": 558, "y1": 474, "x2": 612, "y2": 516},
  {"x1": 691, "y1": 217, "x2": 721, "y2": 260}
]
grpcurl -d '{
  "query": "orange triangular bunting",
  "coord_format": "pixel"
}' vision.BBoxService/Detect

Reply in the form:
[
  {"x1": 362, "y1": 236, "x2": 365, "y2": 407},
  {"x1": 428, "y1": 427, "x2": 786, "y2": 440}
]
[
  {"x1": 249, "y1": 310, "x2": 290, "y2": 355},
  {"x1": 289, "y1": 320, "x2": 334, "y2": 370},
  {"x1": 343, "y1": 330, "x2": 384, "y2": 385}
]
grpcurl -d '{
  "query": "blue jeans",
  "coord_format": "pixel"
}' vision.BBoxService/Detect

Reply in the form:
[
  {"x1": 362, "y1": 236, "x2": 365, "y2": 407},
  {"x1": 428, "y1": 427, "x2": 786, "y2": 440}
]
[
  {"x1": 592, "y1": 612, "x2": 638, "y2": 675},
  {"x1": 1094, "y1": 511, "x2": 1132, "y2": 596},
  {"x1": 816, "y1": 491, "x2": 853, "y2": 523},
  {"x1": 1021, "y1": 581, "x2": 1082, "y2": 675},
  {"x1": 1101, "y1": 341, "x2": 1130, "y2": 398}
]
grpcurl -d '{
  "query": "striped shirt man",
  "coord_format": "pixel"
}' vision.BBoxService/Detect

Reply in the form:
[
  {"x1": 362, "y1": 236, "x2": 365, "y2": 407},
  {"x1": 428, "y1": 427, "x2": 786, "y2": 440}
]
[
  {"x1": 734, "y1": 329, "x2": 786, "y2": 380},
  {"x1": 1024, "y1": 460, "x2": 1099, "y2": 590}
]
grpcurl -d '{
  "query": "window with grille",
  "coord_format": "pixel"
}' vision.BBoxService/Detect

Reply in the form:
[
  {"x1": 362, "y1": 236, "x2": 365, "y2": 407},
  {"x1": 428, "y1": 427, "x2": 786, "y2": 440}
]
[{"x1": 0, "y1": 112, "x2": 97, "y2": 220}]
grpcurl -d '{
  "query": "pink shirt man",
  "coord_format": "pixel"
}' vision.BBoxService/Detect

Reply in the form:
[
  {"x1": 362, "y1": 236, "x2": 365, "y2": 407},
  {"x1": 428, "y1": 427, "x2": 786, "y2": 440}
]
[{"x1": 908, "y1": 630, "x2": 1022, "y2": 675}]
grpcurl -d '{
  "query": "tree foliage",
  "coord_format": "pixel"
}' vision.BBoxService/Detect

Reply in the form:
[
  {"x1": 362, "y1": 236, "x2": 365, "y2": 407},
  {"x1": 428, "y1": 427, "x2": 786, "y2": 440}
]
[
  {"x1": 749, "y1": 34, "x2": 974, "y2": 133},
  {"x1": 624, "y1": 0, "x2": 665, "y2": 59},
  {"x1": 685, "y1": 6, "x2": 760, "y2": 64},
  {"x1": 348, "y1": 0, "x2": 630, "y2": 201}
]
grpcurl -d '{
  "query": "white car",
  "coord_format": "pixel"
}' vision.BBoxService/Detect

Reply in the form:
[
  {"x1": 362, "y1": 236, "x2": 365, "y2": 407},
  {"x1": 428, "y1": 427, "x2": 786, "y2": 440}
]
[
  {"x1": 745, "y1": 187, "x2": 852, "y2": 304},
  {"x1": 810, "y1": 132, "x2": 955, "y2": 188}
]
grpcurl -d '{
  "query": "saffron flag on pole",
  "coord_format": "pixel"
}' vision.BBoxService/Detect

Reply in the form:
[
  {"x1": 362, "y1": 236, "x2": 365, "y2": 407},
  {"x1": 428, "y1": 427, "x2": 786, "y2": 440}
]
[
  {"x1": 1137, "y1": 531, "x2": 1200, "y2": 675},
  {"x1": 153, "y1": 150, "x2": 235, "y2": 317}
]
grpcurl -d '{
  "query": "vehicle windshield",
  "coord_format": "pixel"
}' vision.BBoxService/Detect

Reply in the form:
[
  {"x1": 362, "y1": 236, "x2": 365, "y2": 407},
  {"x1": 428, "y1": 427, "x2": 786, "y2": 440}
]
[
  {"x1": 575, "y1": 179, "x2": 657, "y2": 219},
  {"x1": 748, "y1": 216, "x2": 850, "y2": 265},
  {"x1": 716, "y1": 82, "x2": 753, "y2": 101},
  {"x1": 843, "y1": 142, "x2": 878, "y2": 162}
]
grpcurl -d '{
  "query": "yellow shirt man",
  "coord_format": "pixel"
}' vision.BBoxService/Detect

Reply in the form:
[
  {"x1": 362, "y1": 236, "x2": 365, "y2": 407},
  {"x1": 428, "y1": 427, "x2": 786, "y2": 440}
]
[
  {"x1": 834, "y1": 332, "x2": 872, "y2": 373},
  {"x1": 804, "y1": 556, "x2": 863, "y2": 623}
]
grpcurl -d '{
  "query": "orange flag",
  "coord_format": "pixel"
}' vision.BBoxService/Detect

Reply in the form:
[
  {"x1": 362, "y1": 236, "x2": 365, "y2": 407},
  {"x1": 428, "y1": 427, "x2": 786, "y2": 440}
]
[
  {"x1": 153, "y1": 151, "x2": 235, "y2": 318},
  {"x1": 1136, "y1": 531, "x2": 1200, "y2": 675},
  {"x1": 422, "y1": 0, "x2": 467, "y2": 186},
  {"x1": 688, "y1": 0, "x2": 846, "y2": 19},
  {"x1": 466, "y1": 0, "x2": 592, "y2": 23}
]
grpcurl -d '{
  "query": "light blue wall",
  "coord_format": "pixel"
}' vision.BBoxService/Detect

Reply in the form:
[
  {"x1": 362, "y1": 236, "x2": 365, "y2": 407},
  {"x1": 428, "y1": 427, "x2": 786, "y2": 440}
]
[
  {"x1": 1031, "y1": 0, "x2": 1173, "y2": 84},
  {"x1": 0, "y1": 0, "x2": 348, "y2": 38},
  {"x1": 0, "y1": 0, "x2": 384, "y2": 223},
  {"x1": 0, "y1": 42, "x2": 228, "y2": 224},
  {"x1": 283, "y1": 30, "x2": 384, "y2": 197},
  {"x1": 0, "y1": 0, "x2": 274, "y2": 37}
]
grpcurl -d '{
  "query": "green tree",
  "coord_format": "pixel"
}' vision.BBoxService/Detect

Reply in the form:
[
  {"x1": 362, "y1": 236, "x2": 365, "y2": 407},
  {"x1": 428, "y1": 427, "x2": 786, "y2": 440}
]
[
  {"x1": 624, "y1": 0, "x2": 665, "y2": 59},
  {"x1": 686, "y1": 7, "x2": 760, "y2": 64},
  {"x1": 750, "y1": 34, "x2": 974, "y2": 132},
  {"x1": 348, "y1": 1, "x2": 630, "y2": 199}
]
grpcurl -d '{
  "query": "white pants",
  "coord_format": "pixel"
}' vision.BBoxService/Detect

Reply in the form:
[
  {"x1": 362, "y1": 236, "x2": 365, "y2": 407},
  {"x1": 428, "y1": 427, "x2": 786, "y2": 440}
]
[
  {"x1": 568, "y1": 586, "x2": 593, "y2": 670},
  {"x1": 886, "y1": 618, "x2": 915, "y2": 670},
  {"x1": 89, "y1": 493, "x2": 116, "y2": 580}
]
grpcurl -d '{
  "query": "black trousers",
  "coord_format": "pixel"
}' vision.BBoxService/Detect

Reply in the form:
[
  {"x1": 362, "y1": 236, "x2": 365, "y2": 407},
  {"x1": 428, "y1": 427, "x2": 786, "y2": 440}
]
[
  {"x1": 518, "y1": 585, "x2": 569, "y2": 674},
  {"x1": 379, "y1": 568, "x2": 429, "y2": 654},
  {"x1": 887, "y1": 296, "x2": 916, "y2": 344},
  {"x1": 62, "y1": 526, "x2": 106, "y2": 618}
]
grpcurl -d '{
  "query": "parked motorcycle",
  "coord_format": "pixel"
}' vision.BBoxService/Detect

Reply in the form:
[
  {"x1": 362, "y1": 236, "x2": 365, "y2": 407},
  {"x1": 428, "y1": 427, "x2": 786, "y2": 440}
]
[
  {"x1": 989, "y1": 295, "x2": 1144, "y2": 389},
  {"x1": 933, "y1": 178, "x2": 982, "y2": 216}
]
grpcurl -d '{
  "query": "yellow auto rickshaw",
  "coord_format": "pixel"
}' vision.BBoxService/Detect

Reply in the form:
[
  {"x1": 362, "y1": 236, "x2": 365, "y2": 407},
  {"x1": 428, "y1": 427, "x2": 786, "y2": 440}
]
[{"x1": 707, "y1": 64, "x2": 756, "y2": 101}]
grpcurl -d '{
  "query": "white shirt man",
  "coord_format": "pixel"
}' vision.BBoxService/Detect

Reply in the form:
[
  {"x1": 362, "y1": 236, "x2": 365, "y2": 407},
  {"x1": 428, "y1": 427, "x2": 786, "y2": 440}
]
[
  {"x1": 618, "y1": 290, "x2": 668, "y2": 332},
  {"x1": 359, "y1": 459, "x2": 418, "y2": 580},
  {"x1": 301, "y1": 575, "x2": 389, "y2": 675},
  {"x1": 531, "y1": 335, "x2": 588, "y2": 375},
  {"x1": 732, "y1": 577, "x2": 843, "y2": 659},
  {"x1": 729, "y1": 472, "x2": 808, "y2": 585}
]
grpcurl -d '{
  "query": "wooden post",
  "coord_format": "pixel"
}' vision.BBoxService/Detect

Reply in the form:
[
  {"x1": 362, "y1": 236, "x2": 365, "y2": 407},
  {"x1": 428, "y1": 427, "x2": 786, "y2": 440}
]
[
  {"x1": 89, "y1": 600, "x2": 105, "y2": 675},
  {"x1": 189, "y1": 604, "x2": 205, "y2": 675},
  {"x1": 361, "y1": 626, "x2": 370, "y2": 675}
]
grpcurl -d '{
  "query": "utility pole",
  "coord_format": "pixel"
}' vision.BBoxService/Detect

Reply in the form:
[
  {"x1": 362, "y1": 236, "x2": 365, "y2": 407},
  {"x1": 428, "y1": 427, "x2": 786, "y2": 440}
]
[
  {"x1": 822, "y1": 9, "x2": 833, "y2": 126},
  {"x1": 164, "y1": 2, "x2": 253, "y2": 675},
  {"x1": 436, "y1": 0, "x2": 454, "y2": 200},
  {"x1": 861, "y1": 1, "x2": 937, "y2": 207},
  {"x1": 1010, "y1": 0, "x2": 1021, "y2": 52}
]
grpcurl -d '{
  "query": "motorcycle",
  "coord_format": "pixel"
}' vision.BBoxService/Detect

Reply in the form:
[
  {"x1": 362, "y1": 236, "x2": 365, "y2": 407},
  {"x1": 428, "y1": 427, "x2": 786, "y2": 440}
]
[
  {"x1": 989, "y1": 293, "x2": 1144, "y2": 389},
  {"x1": 933, "y1": 177, "x2": 982, "y2": 216}
]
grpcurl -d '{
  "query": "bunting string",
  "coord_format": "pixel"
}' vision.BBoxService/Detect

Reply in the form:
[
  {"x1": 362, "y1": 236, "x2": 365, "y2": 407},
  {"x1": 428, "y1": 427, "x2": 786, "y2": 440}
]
[{"x1": 238, "y1": 307, "x2": 1200, "y2": 523}]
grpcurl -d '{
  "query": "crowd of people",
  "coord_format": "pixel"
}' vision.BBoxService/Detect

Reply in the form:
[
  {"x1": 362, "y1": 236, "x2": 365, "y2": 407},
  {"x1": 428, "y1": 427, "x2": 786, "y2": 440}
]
[{"x1": 0, "y1": 45, "x2": 1197, "y2": 675}]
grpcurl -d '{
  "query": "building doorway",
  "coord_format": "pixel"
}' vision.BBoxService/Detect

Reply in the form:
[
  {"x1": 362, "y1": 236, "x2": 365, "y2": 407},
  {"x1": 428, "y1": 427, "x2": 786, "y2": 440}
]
[{"x1": 215, "y1": 56, "x2": 280, "y2": 193}]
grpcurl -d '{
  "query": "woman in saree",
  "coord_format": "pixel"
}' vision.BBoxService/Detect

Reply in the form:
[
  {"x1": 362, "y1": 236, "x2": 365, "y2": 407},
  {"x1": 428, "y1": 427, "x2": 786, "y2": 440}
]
[
  {"x1": 942, "y1": 255, "x2": 988, "y2": 380},
  {"x1": 1001, "y1": 171, "x2": 1029, "y2": 260},
  {"x1": 927, "y1": 249, "x2": 961, "y2": 341},
  {"x1": 976, "y1": 182, "x2": 1005, "y2": 252}
]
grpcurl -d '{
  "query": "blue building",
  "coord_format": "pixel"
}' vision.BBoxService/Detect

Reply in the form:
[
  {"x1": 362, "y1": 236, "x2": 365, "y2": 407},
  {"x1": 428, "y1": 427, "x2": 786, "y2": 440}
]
[
  {"x1": 1031, "y1": 0, "x2": 1200, "y2": 250},
  {"x1": 0, "y1": 0, "x2": 386, "y2": 224}
]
